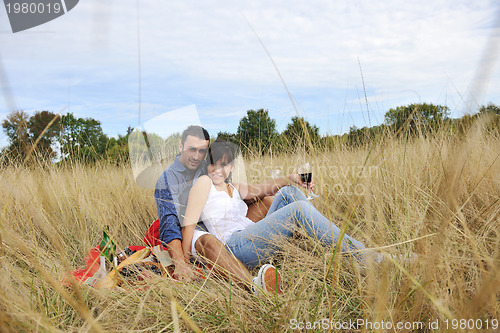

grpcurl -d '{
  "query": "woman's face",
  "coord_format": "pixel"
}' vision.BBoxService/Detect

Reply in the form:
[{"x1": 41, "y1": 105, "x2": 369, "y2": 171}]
[{"x1": 207, "y1": 155, "x2": 234, "y2": 185}]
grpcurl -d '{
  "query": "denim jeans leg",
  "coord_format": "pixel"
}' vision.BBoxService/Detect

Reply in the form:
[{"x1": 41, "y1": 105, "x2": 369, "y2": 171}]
[
  {"x1": 226, "y1": 198, "x2": 367, "y2": 268},
  {"x1": 266, "y1": 185, "x2": 308, "y2": 215}
]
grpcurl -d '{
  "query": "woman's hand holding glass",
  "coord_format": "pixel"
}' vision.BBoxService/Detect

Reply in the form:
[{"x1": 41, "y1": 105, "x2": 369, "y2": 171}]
[
  {"x1": 287, "y1": 173, "x2": 314, "y2": 190},
  {"x1": 297, "y1": 163, "x2": 319, "y2": 200}
]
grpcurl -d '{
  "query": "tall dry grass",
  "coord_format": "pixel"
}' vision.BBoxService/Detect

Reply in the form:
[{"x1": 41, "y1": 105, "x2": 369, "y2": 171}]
[{"x1": 0, "y1": 119, "x2": 499, "y2": 332}]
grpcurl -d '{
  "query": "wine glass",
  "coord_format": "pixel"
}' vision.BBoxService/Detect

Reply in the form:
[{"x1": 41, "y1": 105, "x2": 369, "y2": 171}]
[{"x1": 297, "y1": 162, "x2": 319, "y2": 200}]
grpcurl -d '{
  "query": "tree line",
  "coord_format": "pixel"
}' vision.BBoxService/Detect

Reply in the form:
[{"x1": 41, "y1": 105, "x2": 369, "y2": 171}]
[
  {"x1": 2, "y1": 102, "x2": 499, "y2": 164},
  {"x1": 1, "y1": 111, "x2": 130, "y2": 164},
  {"x1": 220, "y1": 103, "x2": 499, "y2": 153},
  {"x1": 344, "y1": 102, "x2": 500, "y2": 147},
  {"x1": 217, "y1": 109, "x2": 321, "y2": 155}
]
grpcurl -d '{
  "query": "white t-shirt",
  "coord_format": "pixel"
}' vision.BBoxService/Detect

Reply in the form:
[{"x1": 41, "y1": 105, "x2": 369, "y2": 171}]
[{"x1": 200, "y1": 182, "x2": 255, "y2": 243}]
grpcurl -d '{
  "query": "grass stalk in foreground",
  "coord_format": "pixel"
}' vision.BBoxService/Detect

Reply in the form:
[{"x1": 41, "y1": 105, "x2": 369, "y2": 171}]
[{"x1": 0, "y1": 121, "x2": 498, "y2": 331}]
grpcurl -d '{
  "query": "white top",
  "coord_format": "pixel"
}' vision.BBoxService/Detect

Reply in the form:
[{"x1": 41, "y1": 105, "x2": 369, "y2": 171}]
[{"x1": 200, "y1": 182, "x2": 254, "y2": 243}]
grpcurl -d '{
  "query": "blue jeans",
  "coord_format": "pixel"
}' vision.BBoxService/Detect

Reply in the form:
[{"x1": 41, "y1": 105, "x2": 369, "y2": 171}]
[{"x1": 225, "y1": 185, "x2": 367, "y2": 268}]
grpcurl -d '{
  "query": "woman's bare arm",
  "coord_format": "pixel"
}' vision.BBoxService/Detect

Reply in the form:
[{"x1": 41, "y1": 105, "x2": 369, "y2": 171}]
[{"x1": 180, "y1": 175, "x2": 212, "y2": 259}]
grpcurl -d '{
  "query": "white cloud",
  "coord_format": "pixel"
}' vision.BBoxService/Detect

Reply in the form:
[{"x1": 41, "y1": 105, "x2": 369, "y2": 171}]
[{"x1": 0, "y1": 0, "x2": 499, "y2": 143}]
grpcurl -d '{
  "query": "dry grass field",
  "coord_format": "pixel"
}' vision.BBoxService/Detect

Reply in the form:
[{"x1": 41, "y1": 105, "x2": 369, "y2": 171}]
[{"x1": 0, "y1": 120, "x2": 499, "y2": 332}]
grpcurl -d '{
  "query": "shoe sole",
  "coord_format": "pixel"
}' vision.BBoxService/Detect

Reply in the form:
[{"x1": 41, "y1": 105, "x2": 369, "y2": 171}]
[{"x1": 259, "y1": 264, "x2": 283, "y2": 295}]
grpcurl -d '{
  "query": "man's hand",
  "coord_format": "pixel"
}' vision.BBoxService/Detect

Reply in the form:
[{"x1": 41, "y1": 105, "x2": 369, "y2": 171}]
[
  {"x1": 166, "y1": 239, "x2": 201, "y2": 281},
  {"x1": 172, "y1": 261, "x2": 202, "y2": 282}
]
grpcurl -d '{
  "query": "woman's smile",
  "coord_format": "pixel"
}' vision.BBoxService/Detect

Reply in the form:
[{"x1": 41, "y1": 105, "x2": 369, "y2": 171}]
[
  {"x1": 209, "y1": 170, "x2": 225, "y2": 183},
  {"x1": 207, "y1": 156, "x2": 233, "y2": 185}
]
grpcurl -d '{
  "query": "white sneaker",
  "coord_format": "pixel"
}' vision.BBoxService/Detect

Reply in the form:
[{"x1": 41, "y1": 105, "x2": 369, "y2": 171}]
[{"x1": 251, "y1": 264, "x2": 283, "y2": 296}]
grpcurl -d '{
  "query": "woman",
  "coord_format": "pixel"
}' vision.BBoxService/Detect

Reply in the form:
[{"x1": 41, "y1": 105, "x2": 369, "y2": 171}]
[{"x1": 181, "y1": 141, "x2": 371, "y2": 270}]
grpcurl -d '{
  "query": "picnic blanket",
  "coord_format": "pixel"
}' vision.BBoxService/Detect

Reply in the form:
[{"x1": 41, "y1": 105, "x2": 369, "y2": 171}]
[{"x1": 69, "y1": 220, "x2": 206, "y2": 288}]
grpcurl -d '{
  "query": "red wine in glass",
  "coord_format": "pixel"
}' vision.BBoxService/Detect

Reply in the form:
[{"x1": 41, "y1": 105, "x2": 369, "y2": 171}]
[
  {"x1": 297, "y1": 163, "x2": 318, "y2": 199},
  {"x1": 299, "y1": 172, "x2": 312, "y2": 185}
]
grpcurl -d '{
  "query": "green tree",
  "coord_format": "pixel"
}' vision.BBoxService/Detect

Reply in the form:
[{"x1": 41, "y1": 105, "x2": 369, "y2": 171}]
[
  {"x1": 236, "y1": 109, "x2": 278, "y2": 155},
  {"x1": 59, "y1": 113, "x2": 108, "y2": 162},
  {"x1": 384, "y1": 103, "x2": 449, "y2": 134},
  {"x1": 347, "y1": 125, "x2": 362, "y2": 147},
  {"x1": 216, "y1": 131, "x2": 237, "y2": 143},
  {"x1": 477, "y1": 103, "x2": 500, "y2": 134},
  {"x1": 346, "y1": 123, "x2": 389, "y2": 147},
  {"x1": 128, "y1": 130, "x2": 175, "y2": 165},
  {"x1": 281, "y1": 116, "x2": 320, "y2": 151},
  {"x1": 2, "y1": 110, "x2": 30, "y2": 159},
  {"x1": 478, "y1": 103, "x2": 500, "y2": 115},
  {"x1": 320, "y1": 134, "x2": 343, "y2": 150},
  {"x1": 28, "y1": 110, "x2": 60, "y2": 159},
  {"x1": 2, "y1": 110, "x2": 62, "y2": 162},
  {"x1": 106, "y1": 126, "x2": 134, "y2": 164},
  {"x1": 106, "y1": 133, "x2": 129, "y2": 164}
]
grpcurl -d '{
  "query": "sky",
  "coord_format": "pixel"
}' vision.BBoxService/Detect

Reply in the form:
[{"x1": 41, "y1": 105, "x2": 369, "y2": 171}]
[{"x1": 1, "y1": 0, "x2": 499, "y2": 149}]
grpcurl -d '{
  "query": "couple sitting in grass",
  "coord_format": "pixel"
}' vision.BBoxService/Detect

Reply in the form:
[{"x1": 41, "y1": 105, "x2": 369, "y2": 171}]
[{"x1": 155, "y1": 125, "x2": 371, "y2": 295}]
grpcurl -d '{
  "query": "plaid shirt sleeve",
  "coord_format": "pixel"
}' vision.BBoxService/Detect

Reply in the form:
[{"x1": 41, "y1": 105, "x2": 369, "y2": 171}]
[{"x1": 155, "y1": 171, "x2": 183, "y2": 245}]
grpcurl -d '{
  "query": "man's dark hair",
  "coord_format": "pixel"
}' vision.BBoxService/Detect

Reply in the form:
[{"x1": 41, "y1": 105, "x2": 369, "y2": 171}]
[{"x1": 181, "y1": 125, "x2": 209, "y2": 146}]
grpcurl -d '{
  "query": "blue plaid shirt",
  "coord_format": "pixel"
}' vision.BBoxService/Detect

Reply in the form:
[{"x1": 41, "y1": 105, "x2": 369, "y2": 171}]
[{"x1": 154, "y1": 155, "x2": 207, "y2": 245}]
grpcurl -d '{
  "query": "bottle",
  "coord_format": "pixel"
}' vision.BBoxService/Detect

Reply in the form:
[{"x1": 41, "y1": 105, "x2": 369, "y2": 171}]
[{"x1": 99, "y1": 225, "x2": 116, "y2": 271}]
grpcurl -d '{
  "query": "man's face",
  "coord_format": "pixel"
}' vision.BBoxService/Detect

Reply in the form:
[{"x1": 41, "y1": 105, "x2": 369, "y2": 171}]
[{"x1": 178, "y1": 135, "x2": 209, "y2": 171}]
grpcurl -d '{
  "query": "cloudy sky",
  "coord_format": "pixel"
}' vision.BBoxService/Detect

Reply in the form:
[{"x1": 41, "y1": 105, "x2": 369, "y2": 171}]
[{"x1": 1, "y1": 0, "x2": 499, "y2": 147}]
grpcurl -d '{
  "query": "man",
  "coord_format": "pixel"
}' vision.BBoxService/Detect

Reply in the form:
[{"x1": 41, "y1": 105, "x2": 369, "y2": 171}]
[{"x1": 154, "y1": 125, "x2": 273, "y2": 289}]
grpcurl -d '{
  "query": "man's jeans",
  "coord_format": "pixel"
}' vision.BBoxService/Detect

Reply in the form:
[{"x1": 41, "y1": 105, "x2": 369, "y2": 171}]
[{"x1": 225, "y1": 185, "x2": 367, "y2": 268}]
